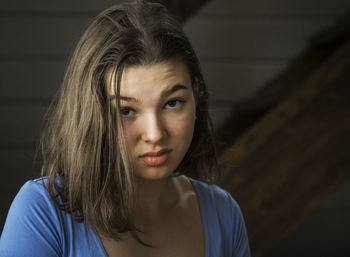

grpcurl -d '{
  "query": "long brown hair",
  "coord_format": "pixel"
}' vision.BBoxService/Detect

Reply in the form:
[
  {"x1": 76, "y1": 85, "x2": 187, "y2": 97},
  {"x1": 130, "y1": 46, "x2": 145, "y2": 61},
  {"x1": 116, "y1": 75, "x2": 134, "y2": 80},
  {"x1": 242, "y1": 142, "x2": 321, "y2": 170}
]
[{"x1": 40, "y1": 0, "x2": 218, "y2": 240}]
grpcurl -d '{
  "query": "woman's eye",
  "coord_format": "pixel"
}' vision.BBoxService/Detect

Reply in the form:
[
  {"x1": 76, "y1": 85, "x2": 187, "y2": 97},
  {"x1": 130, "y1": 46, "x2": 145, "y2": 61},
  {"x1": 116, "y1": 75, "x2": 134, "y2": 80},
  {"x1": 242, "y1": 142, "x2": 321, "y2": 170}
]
[
  {"x1": 165, "y1": 99, "x2": 184, "y2": 109},
  {"x1": 120, "y1": 107, "x2": 134, "y2": 117}
]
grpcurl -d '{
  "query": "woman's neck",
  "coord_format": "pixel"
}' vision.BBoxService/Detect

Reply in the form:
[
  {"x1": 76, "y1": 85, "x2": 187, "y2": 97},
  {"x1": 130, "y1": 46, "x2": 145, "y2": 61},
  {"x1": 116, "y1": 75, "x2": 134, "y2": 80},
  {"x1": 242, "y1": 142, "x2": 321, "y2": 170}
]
[{"x1": 134, "y1": 175, "x2": 183, "y2": 225}]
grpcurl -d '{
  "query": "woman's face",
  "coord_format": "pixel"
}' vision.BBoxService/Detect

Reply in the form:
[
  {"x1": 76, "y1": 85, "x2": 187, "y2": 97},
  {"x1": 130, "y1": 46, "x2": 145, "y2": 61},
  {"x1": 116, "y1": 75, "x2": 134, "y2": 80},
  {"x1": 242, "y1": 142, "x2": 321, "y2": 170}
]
[{"x1": 109, "y1": 59, "x2": 196, "y2": 181}]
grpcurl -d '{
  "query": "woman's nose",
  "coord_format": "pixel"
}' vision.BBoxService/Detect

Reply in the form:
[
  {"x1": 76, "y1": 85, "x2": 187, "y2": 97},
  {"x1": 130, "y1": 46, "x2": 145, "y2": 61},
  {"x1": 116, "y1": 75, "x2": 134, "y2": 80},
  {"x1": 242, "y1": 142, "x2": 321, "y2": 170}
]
[{"x1": 141, "y1": 113, "x2": 166, "y2": 143}]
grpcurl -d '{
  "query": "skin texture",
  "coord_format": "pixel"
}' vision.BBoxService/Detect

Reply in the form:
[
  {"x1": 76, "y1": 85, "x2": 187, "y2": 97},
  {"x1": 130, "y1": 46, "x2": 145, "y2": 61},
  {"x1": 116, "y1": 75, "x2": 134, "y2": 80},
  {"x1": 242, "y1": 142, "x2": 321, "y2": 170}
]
[
  {"x1": 118, "y1": 59, "x2": 196, "y2": 181},
  {"x1": 103, "y1": 60, "x2": 205, "y2": 257}
]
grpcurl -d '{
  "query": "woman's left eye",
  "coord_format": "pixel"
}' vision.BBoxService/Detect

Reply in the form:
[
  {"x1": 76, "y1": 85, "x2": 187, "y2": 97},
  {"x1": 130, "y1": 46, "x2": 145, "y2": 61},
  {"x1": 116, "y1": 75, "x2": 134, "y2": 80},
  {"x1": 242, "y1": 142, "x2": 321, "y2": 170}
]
[
  {"x1": 120, "y1": 107, "x2": 135, "y2": 117},
  {"x1": 164, "y1": 99, "x2": 184, "y2": 109}
]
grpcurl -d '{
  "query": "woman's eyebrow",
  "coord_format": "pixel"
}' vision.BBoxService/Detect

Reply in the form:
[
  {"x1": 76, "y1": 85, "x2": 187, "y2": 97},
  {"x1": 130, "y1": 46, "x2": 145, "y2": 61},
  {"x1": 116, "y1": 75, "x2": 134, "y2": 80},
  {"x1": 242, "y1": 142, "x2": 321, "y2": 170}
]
[
  {"x1": 110, "y1": 84, "x2": 189, "y2": 102},
  {"x1": 161, "y1": 84, "x2": 189, "y2": 99},
  {"x1": 109, "y1": 95, "x2": 140, "y2": 102}
]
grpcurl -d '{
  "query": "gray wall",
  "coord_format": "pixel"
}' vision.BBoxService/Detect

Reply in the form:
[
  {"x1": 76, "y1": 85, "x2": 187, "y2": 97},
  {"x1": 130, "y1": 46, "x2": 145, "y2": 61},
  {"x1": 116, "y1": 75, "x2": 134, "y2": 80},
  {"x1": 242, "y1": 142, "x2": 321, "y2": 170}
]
[{"x1": 1, "y1": 0, "x2": 350, "y2": 255}]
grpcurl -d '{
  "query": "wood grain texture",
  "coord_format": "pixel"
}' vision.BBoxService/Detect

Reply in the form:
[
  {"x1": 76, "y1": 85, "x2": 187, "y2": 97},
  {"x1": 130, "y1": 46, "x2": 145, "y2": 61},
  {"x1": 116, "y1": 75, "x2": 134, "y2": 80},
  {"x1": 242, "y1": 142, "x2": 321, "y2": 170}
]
[
  {"x1": 202, "y1": 60, "x2": 287, "y2": 101},
  {"x1": 0, "y1": 104, "x2": 47, "y2": 144},
  {"x1": 218, "y1": 38, "x2": 350, "y2": 257},
  {"x1": 0, "y1": 17, "x2": 332, "y2": 58},
  {"x1": 0, "y1": 59, "x2": 64, "y2": 99},
  {"x1": 197, "y1": 0, "x2": 350, "y2": 17},
  {"x1": 215, "y1": 29, "x2": 347, "y2": 152},
  {"x1": 0, "y1": 0, "x2": 127, "y2": 14},
  {"x1": 0, "y1": 0, "x2": 206, "y2": 23},
  {"x1": 0, "y1": 17, "x2": 88, "y2": 56},
  {"x1": 0, "y1": 147, "x2": 39, "y2": 190},
  {"x1": 1, "y1": 0, "x2": 349, "y2": 18},
  {"x1": 148, "y1": 0, "x2": 209, "y2": 23}
]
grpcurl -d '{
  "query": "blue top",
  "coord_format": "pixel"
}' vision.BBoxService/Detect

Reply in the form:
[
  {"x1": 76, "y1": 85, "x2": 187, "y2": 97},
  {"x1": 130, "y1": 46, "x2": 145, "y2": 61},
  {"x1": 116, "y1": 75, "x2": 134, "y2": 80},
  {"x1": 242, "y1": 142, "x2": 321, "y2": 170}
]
[{"x1": 0, "y1": 178, "x2": 250, "y2": 257}]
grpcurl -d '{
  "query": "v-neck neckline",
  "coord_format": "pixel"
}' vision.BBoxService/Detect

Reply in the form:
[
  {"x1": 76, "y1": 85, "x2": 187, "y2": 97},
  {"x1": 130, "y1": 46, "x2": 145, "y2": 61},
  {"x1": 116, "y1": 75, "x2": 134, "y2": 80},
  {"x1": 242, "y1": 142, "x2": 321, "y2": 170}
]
[{"x1": 93, "y1": 177, "x2": 209, "y2": 257}]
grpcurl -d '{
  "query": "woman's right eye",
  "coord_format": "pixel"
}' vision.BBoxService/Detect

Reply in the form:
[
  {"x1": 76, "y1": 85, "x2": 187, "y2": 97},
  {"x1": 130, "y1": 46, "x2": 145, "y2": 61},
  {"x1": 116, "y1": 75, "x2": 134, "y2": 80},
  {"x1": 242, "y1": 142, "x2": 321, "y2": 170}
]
[{"x1": 120, "y1": 107, "x2": 135, "y2": 117}]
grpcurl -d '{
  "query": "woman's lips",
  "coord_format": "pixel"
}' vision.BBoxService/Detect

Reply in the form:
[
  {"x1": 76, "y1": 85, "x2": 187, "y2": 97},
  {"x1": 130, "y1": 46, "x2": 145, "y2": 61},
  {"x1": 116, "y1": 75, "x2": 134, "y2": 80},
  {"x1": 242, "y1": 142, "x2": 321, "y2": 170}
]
[{"x1": 140, "y1": 149, "x2": 172, "y2": 166}]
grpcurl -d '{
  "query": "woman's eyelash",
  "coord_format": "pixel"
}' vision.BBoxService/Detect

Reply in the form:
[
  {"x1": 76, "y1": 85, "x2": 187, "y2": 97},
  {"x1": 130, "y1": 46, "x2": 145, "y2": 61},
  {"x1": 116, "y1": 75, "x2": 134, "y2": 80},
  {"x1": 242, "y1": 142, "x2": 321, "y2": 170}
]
[
  {"x1": 165, "y1": 98, "x2": 185, "y2": 109},
  {"x1": 119, "y1": 98, "x2": 185, "y2": 117},
  {"x1": 120, "y1": 107, "x2": 135, "y2": 117}
]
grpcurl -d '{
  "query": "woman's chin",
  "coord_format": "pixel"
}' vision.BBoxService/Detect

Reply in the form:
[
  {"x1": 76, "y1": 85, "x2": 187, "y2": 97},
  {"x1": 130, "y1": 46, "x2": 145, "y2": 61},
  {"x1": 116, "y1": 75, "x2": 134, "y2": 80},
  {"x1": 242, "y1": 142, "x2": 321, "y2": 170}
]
[{"x1": 134, "y1": 167, "x2": 175, "y2": 182}]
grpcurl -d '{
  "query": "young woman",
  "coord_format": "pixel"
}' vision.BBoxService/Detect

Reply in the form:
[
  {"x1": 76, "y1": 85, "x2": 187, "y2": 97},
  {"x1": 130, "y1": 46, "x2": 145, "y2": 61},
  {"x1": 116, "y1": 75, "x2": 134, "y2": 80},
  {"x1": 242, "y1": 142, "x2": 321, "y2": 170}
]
[{"x1": 0, "y1": 1, "x2": 251, "y2": 256}]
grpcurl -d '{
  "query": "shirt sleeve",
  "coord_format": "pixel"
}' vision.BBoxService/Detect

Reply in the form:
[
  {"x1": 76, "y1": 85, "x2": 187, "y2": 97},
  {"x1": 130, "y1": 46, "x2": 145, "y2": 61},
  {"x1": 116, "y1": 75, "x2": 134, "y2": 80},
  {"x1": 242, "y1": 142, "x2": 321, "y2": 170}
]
[
  {"x1": 225, "y1": 191, "x2": 251, "y2": 257},
  {"x1": 0, "y1": 180, "x2": 62, "y2": 257}
]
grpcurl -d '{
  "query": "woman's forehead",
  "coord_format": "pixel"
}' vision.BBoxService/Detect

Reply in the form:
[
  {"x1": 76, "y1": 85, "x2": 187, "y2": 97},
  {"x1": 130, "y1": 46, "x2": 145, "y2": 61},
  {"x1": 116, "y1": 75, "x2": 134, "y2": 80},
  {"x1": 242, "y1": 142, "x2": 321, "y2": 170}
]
[{"x1": 106, "y1": 59, "x2": 192, "y2": 96}]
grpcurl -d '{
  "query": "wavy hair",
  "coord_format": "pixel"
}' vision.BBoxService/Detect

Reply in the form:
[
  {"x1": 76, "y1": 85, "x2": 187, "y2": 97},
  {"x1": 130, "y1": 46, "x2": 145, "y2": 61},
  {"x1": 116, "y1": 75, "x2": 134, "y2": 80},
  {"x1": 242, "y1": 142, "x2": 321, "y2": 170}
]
[{"x1": 40, "y1": 0, "x2": 218, "y2": 241}]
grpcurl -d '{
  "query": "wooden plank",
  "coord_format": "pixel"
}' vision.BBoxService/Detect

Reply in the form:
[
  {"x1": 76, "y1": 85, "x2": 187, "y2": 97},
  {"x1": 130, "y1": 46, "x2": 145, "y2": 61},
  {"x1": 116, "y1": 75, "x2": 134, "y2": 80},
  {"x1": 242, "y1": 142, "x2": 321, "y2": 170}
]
[
  {"x1": 0, "y1": 17, "x2": 332, "y2": 58},
  {"x1": 0, "y1": 60, "x2": 64, "y2": 99},
  {"x1": 0, "y1": 104, "x2": 47, "y2": 144},
  {"x1": 214, "y1": 34, "x2": 346, "y2": 152},
  {"x1": 218, "y1": 38, "x2": 350, "y2": 257},
  {"x1": 219, "y1": 37, "x2": 350, "y2": 183},
  {"x1": 197, "y1": 0, "x2": 350, "y2": 17},
  {"x1": 1, "y1": 0, "x2": 349, "y2": 18},
  {"x1": 184, "y1": 19, "x2": 333, "y2": 59},
  {"x1": 0, "y1": 0, "x2": 209, "y2": 57},
  {"x1": 250, "y1": 40, "x2": 345, "y2": 109},
  {"x1": 0, "y1": 0, "x2": 206, "y2": 23},
  {"x1": 0, "y1": 17, "x2": 88, "y2": 56},
  {"x1": 202, "y1": 59, "x2": 287, "y2": 101},
  {"x1": 0, "y1": 0, "x2": 126, "y2": 13},
  {"x1": 0, "y1": 147, "x2": 39, "y2": 190},
  {"x1": 148, "y1": 0, "x2": 208, "y2": 22}
]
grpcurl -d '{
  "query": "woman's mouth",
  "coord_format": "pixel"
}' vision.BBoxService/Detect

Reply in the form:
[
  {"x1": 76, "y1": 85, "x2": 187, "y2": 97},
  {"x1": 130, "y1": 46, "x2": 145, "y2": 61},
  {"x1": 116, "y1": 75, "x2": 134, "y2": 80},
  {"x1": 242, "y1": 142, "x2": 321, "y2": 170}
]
[{"x1": 140, "y1": 149, "x2": 172, "y2": 166}]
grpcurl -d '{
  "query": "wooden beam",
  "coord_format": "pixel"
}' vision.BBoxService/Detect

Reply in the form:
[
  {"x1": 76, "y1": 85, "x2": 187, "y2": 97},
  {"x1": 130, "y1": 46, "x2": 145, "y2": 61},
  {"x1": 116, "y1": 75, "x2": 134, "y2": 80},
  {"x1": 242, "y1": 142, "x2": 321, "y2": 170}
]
[
  {"x1": 218, "y1": 38, "x2": 350, "y2": 257},
  {"x1": 216, "y1": 33, "x2": 346, "y2": 153},
  {"x1": 147, "y1": 0, "x2": 209, "y2": 23}
]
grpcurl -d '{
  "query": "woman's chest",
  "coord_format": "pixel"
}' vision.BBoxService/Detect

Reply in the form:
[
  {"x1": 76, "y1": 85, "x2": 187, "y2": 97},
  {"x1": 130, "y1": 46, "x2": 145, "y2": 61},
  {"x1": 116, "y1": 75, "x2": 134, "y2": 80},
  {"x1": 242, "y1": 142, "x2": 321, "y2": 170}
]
[
  {"x1": 102, "y1": 199, "x2": 205, "y2": 257},
  {"x1": 103, "y1": 221, "x2": 205, "y2": 257}
]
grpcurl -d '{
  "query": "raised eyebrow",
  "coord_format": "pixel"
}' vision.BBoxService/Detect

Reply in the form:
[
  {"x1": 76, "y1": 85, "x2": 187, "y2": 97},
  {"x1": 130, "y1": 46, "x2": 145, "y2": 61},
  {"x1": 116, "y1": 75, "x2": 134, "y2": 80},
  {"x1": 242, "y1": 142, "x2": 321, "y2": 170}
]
[
  {"x1": 161, "y1": 84, "x2": 189, "y2": 99},
  {"x1": 109, "y1": 95, "x2": 140, "y2": 102},
  {"x1": 109, "y1": 84, "x2": 188, "y2": 102}
]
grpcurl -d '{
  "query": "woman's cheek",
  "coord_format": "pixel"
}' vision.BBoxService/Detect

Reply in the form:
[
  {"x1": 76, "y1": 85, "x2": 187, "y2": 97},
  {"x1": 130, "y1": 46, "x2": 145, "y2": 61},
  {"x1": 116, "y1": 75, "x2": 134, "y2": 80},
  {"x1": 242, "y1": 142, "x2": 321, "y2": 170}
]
[
  {"x1": 169, "y1": 112, "x2": 195, "y2": 140},
  {"x1": 124, "y1": 125, "x2": 138, "y2": 150}
]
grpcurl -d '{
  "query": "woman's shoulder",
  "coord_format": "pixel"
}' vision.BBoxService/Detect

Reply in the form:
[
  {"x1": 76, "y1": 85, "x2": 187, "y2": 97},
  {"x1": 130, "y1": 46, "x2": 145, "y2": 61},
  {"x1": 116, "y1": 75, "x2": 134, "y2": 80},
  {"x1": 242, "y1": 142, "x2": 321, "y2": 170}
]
[
  {"x1": 10, "y1": 177, "x2": 59, "y2": 213},
  {"x1": 3, "y1": 177, "x2": 62, "y2": 226},
  {"x1": 16, "y1": 177, "x2": 50, "y2": 197},
  {"x1": 0, "y1": 178, "x2": 105, "y2": 257},
  {"x1": 188, "y1": 177, "x2": 251, "y2": 257},
  {"x1": 188, "y1": 177, "x2": 240, "y2": 210},
  {"x1": 188, "y1": 177, "x2": 247, "y2": 239},
  {"x1": 0, "y1": 178, "x2": 64, "y2": 256},
  {"x1": 7, "y1": 178, "x2": 52, "y2": 212}
]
